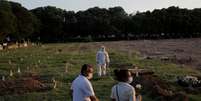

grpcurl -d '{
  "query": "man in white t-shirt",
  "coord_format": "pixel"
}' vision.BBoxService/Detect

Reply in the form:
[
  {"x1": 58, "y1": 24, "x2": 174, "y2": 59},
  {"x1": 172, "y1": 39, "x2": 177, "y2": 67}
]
[
  {"x1": 96, "y1": 46, "x2": 110, "y2": 77},
  {"x1": 71, "y1": 64, "x2": 99, "y2": 101}
]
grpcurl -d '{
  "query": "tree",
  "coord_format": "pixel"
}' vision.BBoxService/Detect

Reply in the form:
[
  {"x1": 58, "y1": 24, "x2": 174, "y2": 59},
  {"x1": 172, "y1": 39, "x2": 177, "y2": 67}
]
[
  {"x1": 31, "y1": 6, "x2": 65, "y2": 42},
  {"x1": 0, "y1": 0, "x2": 16, "y2": 42},
  {"x1": 10, "y1": 1, "x2": 39, "y2": 41},
  {"x1": 109, "y1": 6, "x2": 128, "y2": 39},
  {"x1": 2, "y1": 0, "x2": 201, "y2": 42}
]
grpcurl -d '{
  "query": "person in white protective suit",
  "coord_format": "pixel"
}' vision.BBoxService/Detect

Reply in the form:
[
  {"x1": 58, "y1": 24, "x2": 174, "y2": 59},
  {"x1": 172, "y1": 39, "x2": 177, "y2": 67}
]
[{"x1": 96, "y1": 46, "x2": 110, "y2": 77}]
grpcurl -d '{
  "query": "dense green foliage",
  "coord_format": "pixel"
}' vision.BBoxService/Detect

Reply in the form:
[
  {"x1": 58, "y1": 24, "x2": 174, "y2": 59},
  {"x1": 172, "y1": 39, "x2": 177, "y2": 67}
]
[
  {"x1": 1, "y1": 0, "x2": 201, "y2": 42},
  {"x1": 0, "y1": 0, "x2": 16, "y2": 41}
]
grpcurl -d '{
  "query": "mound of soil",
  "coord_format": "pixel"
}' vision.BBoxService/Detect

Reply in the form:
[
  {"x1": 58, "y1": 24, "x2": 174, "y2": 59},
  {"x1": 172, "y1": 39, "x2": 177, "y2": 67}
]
[
  {"x1": 132, "y1": 74, "x2": 189, "y2": 101},
  {"x1": 0, "y1": 73, "x2": 54, "y2": 96}
]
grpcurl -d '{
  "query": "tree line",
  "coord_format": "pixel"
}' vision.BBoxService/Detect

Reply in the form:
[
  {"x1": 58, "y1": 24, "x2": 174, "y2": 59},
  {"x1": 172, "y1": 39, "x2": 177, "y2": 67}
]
[{"x1": 1, "y1": 0, "x2": 201, "y2": 43}]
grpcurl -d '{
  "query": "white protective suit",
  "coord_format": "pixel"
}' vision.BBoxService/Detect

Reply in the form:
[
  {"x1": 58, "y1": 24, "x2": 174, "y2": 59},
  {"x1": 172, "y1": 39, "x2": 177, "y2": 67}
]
[{"x1": 96, "y1": 47, "x2": 110, "y2": 76}]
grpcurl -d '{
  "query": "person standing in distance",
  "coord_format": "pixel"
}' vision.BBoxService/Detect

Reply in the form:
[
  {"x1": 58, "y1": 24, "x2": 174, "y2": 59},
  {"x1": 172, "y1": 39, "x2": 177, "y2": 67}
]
[
  {"x1": 71, "y1": 64, "x2": 99, "y2": 101},
  {"x1": 96, "y1": 46, "x2": 110, "y2": 77}
]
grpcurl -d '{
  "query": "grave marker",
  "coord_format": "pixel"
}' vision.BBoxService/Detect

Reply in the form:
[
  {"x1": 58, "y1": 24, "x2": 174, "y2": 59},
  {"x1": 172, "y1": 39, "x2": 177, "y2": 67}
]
[
  {"x1": 52, "y1": 78, "x2": 57, "y2": 89},
  {"x1": 17, "y1": 67, "x2": 21, "y2": 73},
  {"x1": 2, "y1": 76, "x2": 5, "y2": 81},
  {"x1": 9, "y1": 70, "x2": 13, "y2": 77}
]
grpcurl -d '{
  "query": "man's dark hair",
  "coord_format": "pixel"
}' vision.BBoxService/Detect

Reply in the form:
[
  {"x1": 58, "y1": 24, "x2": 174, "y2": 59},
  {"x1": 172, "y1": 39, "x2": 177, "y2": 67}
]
[
  {"x1": 81, "y1": 64, "x2": 93, "y2": 76},
  {"x1": 114, "y1": 69, "x2": 130, "y2": 82}
]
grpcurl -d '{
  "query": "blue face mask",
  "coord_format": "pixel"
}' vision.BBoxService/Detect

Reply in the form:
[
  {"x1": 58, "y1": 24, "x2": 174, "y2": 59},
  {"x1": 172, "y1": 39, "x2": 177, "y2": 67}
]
[{"x1": 100, "y1": 48, "x2": 104, "y2": 51}]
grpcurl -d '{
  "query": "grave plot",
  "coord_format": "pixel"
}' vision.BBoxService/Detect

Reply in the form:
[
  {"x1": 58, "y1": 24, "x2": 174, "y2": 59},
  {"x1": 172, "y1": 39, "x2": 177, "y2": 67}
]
[
  {"x1": 0, "y1": 73, "x2": 56, "y2": 96},
  {"x1": 113, "y1": 65, "x2": 185, "y2": 101},
  {"x1": 130, "y1": 70, "x2": 189, "y2": 101}
]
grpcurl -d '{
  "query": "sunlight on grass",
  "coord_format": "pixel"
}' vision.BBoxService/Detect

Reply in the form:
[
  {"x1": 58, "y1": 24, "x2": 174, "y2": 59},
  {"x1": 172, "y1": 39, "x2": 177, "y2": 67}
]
[{"x1": 0, "y1": 43, "x2": 201, "y2": 101}]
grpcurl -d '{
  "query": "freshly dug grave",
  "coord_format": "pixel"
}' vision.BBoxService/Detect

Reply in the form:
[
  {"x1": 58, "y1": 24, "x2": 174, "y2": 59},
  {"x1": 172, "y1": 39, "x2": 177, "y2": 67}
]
[
  {"x1": 113, "y1": 66, "x2": 196, "y2": 101},
  {"x1": 131, "y1": 72, "x2": 189, "y2": 101},
  {"x1": 0, "y1": 73, "x2": 54, "y2": 96}
]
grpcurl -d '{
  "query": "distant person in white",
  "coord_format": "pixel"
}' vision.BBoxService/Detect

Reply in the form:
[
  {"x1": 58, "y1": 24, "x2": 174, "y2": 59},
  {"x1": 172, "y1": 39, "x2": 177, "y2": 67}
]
[
  {"x1": 111, "y1": 69, "x2": 137, "y2": 101},
  {"x1": 96, "y1": 46, "x2": 110, "y2": 77},
  {"x1": 71, "y1": 64, "x2": 99, "y2": 101}
]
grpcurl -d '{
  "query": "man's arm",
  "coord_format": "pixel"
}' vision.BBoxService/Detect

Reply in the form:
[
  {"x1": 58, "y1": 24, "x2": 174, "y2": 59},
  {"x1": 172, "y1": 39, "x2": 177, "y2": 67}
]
[
  {"x1": 83, "y1": 81, "x2": 98, "y2": 101},
  {"x1": 90, "y1": 96, "x2": 99, "y2": 101}
]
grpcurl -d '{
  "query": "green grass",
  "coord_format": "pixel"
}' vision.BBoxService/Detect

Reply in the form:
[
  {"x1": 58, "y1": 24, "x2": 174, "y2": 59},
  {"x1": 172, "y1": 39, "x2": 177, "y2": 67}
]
[{"x1": 0, "y1": 43, "x2": 201, "y2": 101}]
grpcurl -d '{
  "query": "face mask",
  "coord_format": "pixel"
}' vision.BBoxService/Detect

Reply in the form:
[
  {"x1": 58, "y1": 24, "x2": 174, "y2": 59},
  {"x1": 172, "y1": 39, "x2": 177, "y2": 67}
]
[
  {"x1": 87, "y1": 73, "x2": 93, "y2": 80},
  {"x1": 127, "y1": 77, "x2": 133, "y2": 84},
  {"x1": 101, "y1": 48, "x2": 105, "y2": 52}
]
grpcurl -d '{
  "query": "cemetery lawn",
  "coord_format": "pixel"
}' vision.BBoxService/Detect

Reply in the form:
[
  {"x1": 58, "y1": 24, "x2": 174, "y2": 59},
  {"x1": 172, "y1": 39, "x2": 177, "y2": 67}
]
[{"x1": 0, "y1": 42, "x2": 201, "y2": 101}]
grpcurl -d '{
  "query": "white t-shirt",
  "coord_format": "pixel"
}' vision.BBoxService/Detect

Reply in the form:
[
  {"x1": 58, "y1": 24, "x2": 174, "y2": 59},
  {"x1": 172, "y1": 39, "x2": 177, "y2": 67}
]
[
  {"x1": 71, "y1": 75, "x2": 95, "y2": 101},
  {"x1": 111, "y1": 82, "x2": 136, "y2": 101}
]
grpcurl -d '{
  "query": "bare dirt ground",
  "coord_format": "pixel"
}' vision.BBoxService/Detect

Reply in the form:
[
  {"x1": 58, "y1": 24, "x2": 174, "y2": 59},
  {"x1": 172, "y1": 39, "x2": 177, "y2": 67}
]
[
  {"x1": 0, "y1": 73, "x2": 54, "y2": 95},
  {"x1": 88, "y1": 38, "x2": 201, "y2": 69}
]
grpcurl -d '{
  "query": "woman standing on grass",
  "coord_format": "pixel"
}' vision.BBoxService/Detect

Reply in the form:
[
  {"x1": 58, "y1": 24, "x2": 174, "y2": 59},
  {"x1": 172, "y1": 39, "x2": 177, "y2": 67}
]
[{"x1": 110, "y1": 69, "x2": 137, "y2": 101}]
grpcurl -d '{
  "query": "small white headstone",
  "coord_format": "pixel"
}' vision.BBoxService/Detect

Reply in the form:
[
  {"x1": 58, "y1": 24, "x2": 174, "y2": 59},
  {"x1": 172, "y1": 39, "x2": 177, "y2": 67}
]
[
  {"x1": 9, "y1": 70, "x2": 13, "y2": 76},
  {"x1": 38, "y1": 60, "x2": 41, "y2": 64},
  {"x1": 24, "y1": 42, "x2": 28, "y2": 47},
  {"x1": 3, "y1": 43, "x2": 7, "y2": 46},
  {"x1": 8, "y1": 60, "x2": 12, "y2": 65},
  {"x1": 0, "y1": 45, "x2": 3, "y2": 50},
  {"x1": 52, "y1": 78, "x2": 57, "y2": 89},
  {"x1": 17, "y1": 68, "x2": 21, "y2": 73},
  {"x1": 135, "y1": 66, "x2": 139, "y2": 77},
  {"x1": 2, "y1": 76, "x2": 5, "y2": 81}
]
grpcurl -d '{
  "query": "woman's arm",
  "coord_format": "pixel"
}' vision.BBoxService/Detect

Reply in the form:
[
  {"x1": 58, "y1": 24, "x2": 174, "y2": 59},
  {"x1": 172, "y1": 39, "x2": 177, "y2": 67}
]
[{"x1": 129, "y1": 87, "x2": 136, "y2": 101}]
